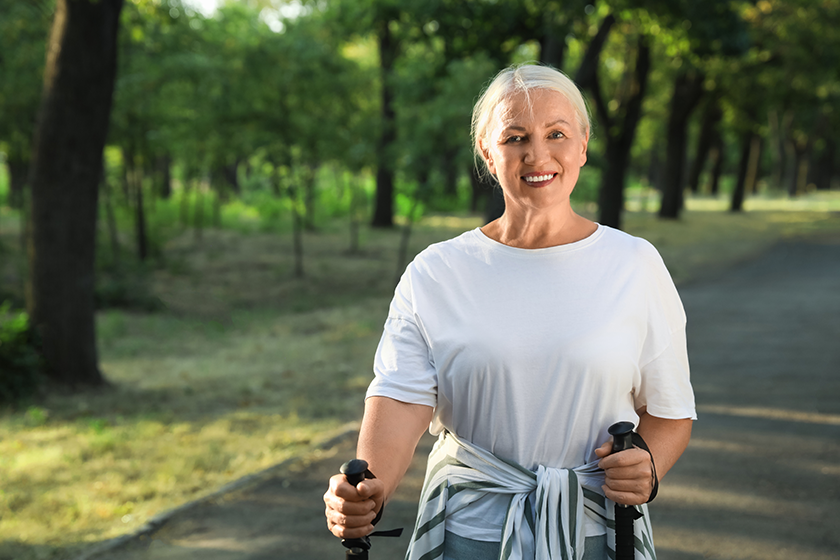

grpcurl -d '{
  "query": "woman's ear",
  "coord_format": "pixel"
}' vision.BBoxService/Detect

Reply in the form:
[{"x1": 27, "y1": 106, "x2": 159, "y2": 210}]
[
  {"x1": 479, "y1": 140, "x2": 496, "y2": 175},
  {"x1": 579, "y1": 129, "x2": 589, "y2": 167}
]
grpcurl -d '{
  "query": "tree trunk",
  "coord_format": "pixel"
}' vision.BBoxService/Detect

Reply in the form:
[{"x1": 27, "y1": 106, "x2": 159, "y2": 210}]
[
  {"x1": 745, "y1": 134, "x2": 762, "y2": 195},
  {"x1": 575, "y1": 16, "x2": 647, "y2": 230},
  {"x1": 708, "y1": 133, "x2": 725, "y2": 196},
  {"x1": 809, "y1": 137, "x2": 835, "y2": 190},
  {"x1": 787, "y1": 139, "x2": 809, "y2": 197},
  {"x1": 574, "y1": 14, "x2": 616, "y2": 90},
  {"x1": 469, "y1": 166, "x2": 492, "y2": 214},
  {"x1": 304, "y1": 164, "x2": 317, "y2": 231},
  {"x1": 599, "y1": 140, "x2": 631, "y2": 229},
  {"x1": 395, "y1": 169, "x2": 429, "y2": 285},
  {"x1": 179, "y1": 174, "x2": 192, "y2": 226},
  {"x1": 7, "y1": 156, "x2": 29, "y2": 209},
  {"x1": 687, "y1": 100, "x2": 722, "y2": 194},
  {"x1": 156, "y1": 153, "x2": 172, "y2": 198},
  {"x1": 646, "y1": 143, "x2": 662, "y2": 192},
  {"x1": 539, "y1": 13, "x2": 568, "y2": 69},
  {"x1": 371, "y1": 14, "x2": 397, "y2": 228},
  {"x1": 101, "y1": 175, "x2": 120, "y2": 264},
  {"x1": 193, "y1": 178, "x2": 205, "y2": 242},
  {"x1": 596, "y1": 36, "x2": 651, "y2": 230},
  {"x1": 292, "y1": 205, "x2": 304, "y2": 278},
  {"x1": 348, "y1": 173, "x2": 364, "y2": 254},
  {"x1": 26, "y1": 0, "x2": 123, "y2": 387},
  {"x1": 222, "y1": 159, "x2": 240, "y2": 195},
  {"x1": 442, "y1": 150, "x2": 458, "y2": 198},
  {"x1": 730, "y1": 132, "x2": 753, "y2": 212},
  {"x1": 211, "y1": 173, "x2": 224, "y2": 228},
  {"x1": 290, "y1": 183, "x2": 304, "y2": 279},
  {"x1": 768, "y1": 110, "x2": 785, "y2": 190},
  {"x1": 659, "y1": 71, "x2": 705, "y2": 219},
  {"x1": 126, "y1": 151, "x2": 148, "y2": 261}
]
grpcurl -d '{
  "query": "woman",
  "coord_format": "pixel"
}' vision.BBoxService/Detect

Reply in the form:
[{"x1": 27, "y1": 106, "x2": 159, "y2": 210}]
[{"x1": 325, "y1": 64, "x2": 695, "y2": 560}]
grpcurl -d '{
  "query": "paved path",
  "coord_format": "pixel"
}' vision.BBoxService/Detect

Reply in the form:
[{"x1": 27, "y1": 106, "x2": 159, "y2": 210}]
[{"x1": 78, "y1": 236, "x2": 840, "y2": 560}]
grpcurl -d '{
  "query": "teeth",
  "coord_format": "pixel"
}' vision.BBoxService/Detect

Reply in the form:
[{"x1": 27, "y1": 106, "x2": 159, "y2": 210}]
[{"x1": 525, "y1": 174, "x2": 554, "y2": 182}]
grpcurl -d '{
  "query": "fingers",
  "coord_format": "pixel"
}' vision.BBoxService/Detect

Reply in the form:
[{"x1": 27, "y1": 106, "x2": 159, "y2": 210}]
[
  {"x1": 598, "y1": 447, "x2": 648, "y2": 470},
  {"x1": 599, "y1": 447, "x2": 654, "y2": 506},
  {"x1": 324, "y1": 499, "x2": 376, "y2": 538},
  {"x1": 593, "y1": 438, "x2": 612, "y2": 458},
  {"x1": 324, "y1": 474, "x2": 383, "y2": 539}
]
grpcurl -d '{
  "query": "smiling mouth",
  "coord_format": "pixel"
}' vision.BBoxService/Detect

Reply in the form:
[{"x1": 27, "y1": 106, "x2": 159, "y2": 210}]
[{"x1": 523, "y1": 173, "x2": 556, "y2": 183}]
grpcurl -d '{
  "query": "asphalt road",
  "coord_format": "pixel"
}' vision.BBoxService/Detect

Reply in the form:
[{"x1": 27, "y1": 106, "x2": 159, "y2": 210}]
[{"x1": 78, "y1": 235, "x2": 840, "y2": 560}]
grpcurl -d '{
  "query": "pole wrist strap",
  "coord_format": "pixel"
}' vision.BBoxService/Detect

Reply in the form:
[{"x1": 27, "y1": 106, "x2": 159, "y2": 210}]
[
  {"x1": 359, "y1": 468, "x2": 404, "y2": 537},
  {"x1": 631, "y1": 432, "x2": 659, "y2": 503}
]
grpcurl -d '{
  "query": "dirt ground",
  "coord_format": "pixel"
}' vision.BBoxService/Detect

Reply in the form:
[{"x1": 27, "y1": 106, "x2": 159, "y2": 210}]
[{"x1": 74, "y1": 234, "x2": 840, "y2": 560}]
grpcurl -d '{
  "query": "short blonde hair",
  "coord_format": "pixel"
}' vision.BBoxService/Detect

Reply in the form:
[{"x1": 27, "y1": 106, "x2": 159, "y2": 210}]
[{"x1": 471, "y1": 64, "x2": 590, "y2": 179}]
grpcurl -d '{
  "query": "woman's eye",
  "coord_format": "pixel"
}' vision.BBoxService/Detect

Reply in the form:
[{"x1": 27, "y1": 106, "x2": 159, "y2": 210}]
[
  {"x1": 505, "y1": 135, "x2": 524, "y2": 144},
  {"x1": 549, "y1": 131, "x2": 565, "y2": 139}
]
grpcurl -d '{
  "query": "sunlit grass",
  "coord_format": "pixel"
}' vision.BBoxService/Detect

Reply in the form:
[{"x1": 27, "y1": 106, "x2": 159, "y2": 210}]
[
  {"x1": 0, "y1": 190, "x2": 838, "y2": 559},
  {"x1": 1, "y1": 303, "x2": 387, "y2": 557}
]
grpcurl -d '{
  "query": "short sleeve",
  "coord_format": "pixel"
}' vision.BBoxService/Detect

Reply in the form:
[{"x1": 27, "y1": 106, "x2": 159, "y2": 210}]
[
  {"x1": 633, "y1": 242, "x2": 697, "y2": 420},
  {"x1": 366, "y1": 267, "x2": 438, "y2": 408}
]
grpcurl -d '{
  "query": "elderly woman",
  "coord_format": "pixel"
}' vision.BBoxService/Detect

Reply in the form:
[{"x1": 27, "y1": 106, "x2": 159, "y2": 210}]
[{"x1": 325, "y1": 64, "x2": 695, "y2": 560}]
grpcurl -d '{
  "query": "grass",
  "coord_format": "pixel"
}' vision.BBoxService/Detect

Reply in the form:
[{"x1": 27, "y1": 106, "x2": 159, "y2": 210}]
[{"x1": 0, "y1": 190, "x2": 839, "y2": 560}]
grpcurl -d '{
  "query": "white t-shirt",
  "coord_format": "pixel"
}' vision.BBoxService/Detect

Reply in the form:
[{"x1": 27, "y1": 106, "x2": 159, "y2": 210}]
[{"x1": 366, "y1": 224, "x2": 696, "y2": 540}]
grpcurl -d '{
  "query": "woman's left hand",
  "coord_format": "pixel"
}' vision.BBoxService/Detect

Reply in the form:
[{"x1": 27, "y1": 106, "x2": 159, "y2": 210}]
[{"x1": 595, "y1": 440, "x2": 655, "y2": 506}]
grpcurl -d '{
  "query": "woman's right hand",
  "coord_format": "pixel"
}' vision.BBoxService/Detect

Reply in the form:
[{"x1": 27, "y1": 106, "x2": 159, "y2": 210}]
[{"x1": 324, "y1": 473, "x2": 385, "y2": 539}]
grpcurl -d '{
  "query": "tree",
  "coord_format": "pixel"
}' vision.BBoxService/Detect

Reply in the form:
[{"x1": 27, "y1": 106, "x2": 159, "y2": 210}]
[
  {"x1": 575, "y1": 12, "x2": 650, "y2": 230},
  {"x1": 326, "y1": 0, "x2": 532, "y2": 227},
  {"x1": 26, "y1": 0, "x2": 124, "y2": 386},
  {"x1": 658, "y1": 69, "x2": 704, "y2": 218},
  {"x1": 687, "y1": 97, "x2": 723, "y2": 194},
  {"x1": 656, "y1": 0, "x2": 747, "y2": 218}
]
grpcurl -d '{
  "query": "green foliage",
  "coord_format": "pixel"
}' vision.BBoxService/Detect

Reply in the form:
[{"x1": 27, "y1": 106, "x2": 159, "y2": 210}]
[
  {"x1": 571, "y1": 166, "x2": 601, "y2": 205},
  {"x1": 0, "y1": 302, "x2": 43, "y2": 405},
  {"x1": 0, "y1": 1, "x2": 50, "y2": 161},
  {"x1": 0, "y1": 155, "x2": 8, "y2": 203}
]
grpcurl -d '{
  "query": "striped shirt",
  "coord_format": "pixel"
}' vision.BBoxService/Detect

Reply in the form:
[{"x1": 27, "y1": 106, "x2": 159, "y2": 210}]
[{"x1": 405, "y1": 431, "x2": 656, "y2": 560}]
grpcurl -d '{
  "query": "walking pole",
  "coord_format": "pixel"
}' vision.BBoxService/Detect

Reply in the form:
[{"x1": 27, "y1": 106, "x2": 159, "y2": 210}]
[
  {"x1": 337, "y1": 459, "x2": 403, "y2": 559},
  {"x1": 609, "y1": 422, "x2": 644, "y2": 560}
]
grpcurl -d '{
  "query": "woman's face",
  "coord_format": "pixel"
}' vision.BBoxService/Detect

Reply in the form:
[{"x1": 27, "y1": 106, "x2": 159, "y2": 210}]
[{"x1": 480, "y1": 89, "x2": 588, "y2": 212}]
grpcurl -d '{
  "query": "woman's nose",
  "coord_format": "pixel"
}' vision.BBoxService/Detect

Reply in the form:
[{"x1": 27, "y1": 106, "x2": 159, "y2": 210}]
[{"x1": 523, "y1": 138, "x2": 551, "y2": 165}]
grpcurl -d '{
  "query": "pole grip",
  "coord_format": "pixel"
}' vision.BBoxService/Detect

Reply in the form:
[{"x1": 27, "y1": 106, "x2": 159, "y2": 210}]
[
  {"x1": 339, "y1": 459, "x2": 372, "y2": 559},
  {"x1": 341, "y1": 459, "x2": 369, "y2": 487},
  {"x1": 609, "y1": 421, "x2": 635, "y2": 454}
]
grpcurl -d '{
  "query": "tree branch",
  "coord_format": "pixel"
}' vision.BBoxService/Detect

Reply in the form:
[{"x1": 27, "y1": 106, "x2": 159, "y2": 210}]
[{"x1": 574, "y1": 13, "x2": 615, "y2": 90}]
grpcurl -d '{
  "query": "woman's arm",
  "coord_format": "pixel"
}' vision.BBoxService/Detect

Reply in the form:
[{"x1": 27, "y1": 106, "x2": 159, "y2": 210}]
[
  {"x1": 324, "y1": 396, "x2": 433, "y2": 539},
  {"x1": 595, "y1": 410, "x2": 692, "y2": 506}
]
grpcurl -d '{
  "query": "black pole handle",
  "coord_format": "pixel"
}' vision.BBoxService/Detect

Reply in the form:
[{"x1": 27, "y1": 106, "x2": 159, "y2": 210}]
[
  {"x1": 608, "y1": 421, "x2": 635, "y2": 508},
  {"x1": 339, "y1": 459, "x2": 371, "y2": 559},
  {"x1": 608, "y1": 421, "x2": 641, "y2": 560},
  {"x1": 609, "y1": 421, "x2": 635, "y2": 454},
  {"x1": 341, "y1": 458, "x2": 369, "y2": 487}
]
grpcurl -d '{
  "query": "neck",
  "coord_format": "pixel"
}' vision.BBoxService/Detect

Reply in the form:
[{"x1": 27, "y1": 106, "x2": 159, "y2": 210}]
[{"x1": 482, "y1": 204, "x2": 596, "y2": 249}]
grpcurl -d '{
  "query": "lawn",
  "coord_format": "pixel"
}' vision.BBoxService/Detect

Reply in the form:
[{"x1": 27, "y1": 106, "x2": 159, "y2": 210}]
[{"x1": 1, "y1": 191, "x2": 839, "y2": 560}]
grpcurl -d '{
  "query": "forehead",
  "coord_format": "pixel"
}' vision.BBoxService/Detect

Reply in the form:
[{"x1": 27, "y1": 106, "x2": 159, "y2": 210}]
[{"x1": 491, "y1": 89, "x2": 575, "y2": 130}]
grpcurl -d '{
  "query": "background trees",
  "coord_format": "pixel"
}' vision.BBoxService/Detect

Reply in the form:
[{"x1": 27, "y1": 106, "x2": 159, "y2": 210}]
[
  {"x1": 0, "y1": 1, "x2": 50, "y2": 209},
  {"x1": 0, "y1": 0, "x2": 838, "y2": 393}
]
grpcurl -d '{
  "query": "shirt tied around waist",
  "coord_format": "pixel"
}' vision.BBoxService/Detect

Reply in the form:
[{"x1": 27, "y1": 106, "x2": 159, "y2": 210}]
[{"x1": 406, "y1": 431, "x2": 656, "y2": 560}]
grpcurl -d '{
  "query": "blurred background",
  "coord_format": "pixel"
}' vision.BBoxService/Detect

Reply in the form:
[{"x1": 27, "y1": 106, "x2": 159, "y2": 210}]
[{"x1": 1, "y1": 0, "x2": 839, "y2": 559}]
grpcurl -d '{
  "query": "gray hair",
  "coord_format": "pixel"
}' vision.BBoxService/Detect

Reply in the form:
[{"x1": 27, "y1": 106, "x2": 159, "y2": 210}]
[{"x1": 471, "y1": 64, "x2": 590, "y2": 179}]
